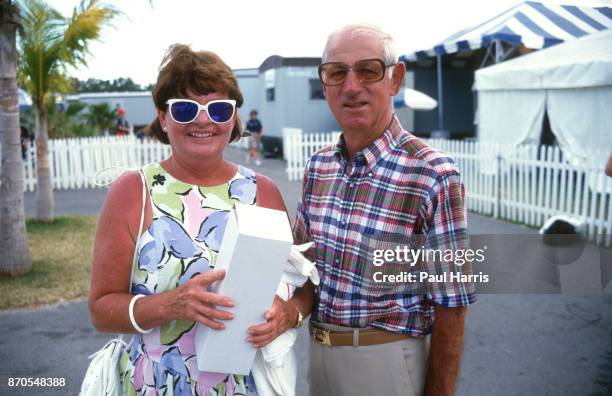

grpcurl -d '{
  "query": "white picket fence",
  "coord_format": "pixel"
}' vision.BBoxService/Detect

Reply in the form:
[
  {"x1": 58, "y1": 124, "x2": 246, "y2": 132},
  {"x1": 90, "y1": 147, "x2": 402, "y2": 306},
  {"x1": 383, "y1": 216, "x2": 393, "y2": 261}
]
[
  {"x1": 282, "y1": 128, "x2": 612, "y2": 247},
  {"x1": 20, "y1": 136, "x2": 171, "y2": 191},
  {"x1": 283, "y1": 128, "x2": 342, "y2": 181}
]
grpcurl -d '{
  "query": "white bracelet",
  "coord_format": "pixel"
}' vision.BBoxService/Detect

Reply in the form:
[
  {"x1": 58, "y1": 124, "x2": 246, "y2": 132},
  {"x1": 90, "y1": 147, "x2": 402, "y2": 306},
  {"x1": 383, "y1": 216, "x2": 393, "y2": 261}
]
[{"x1": 129, "y1": 294, "x2": 153, "y2": 334}]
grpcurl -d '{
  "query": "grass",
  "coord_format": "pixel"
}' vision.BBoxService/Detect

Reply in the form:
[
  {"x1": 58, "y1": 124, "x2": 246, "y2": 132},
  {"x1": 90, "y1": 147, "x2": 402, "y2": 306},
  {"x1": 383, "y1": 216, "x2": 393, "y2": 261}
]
[{"x1": 0, "y1": 216, "x2": 97, "y2": 310}]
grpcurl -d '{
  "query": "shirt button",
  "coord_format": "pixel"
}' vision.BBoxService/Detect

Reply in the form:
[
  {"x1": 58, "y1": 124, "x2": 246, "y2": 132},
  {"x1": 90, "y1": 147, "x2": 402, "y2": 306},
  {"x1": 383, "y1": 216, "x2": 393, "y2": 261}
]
[
  {"x1": 368, "y1": 172, "x2": 373, "y2": 177},
  {"x1": 335, "y1": 258, "x2": 340, "y2": 264}
]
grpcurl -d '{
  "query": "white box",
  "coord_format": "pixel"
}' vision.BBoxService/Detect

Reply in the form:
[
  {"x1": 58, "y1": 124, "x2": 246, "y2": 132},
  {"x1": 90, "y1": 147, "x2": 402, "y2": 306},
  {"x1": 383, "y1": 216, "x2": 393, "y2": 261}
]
[{"x1": 195, "y1": 202, "x2": 293, "y2": 375}]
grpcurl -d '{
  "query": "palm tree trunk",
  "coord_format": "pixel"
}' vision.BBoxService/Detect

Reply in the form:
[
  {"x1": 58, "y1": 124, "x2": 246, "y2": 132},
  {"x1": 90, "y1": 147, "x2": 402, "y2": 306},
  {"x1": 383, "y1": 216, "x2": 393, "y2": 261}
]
[
  {"x1": 0, "y1": 2, "x2": 32, "y2": 275},
  {"x1": 34, "y1": 104, "x2": 54, "y2": 222}
]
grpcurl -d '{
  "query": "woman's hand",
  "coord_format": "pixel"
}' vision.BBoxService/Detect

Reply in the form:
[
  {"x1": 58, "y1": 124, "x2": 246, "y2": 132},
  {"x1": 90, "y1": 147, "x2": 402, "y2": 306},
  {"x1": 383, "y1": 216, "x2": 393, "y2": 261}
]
[
  {"x1": 247, "y1": 296, "x2": 297, "y2": 348},
  {"x1": 166, "y1": 269, "x2": 235, "y2": 330}
]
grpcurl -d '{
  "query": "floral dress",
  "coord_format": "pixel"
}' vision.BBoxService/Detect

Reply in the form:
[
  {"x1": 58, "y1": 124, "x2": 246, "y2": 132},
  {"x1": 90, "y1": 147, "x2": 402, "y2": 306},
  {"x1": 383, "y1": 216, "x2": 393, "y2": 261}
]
[{"x1": 119, "y1": 163, "x2": 258, "y2": 396}]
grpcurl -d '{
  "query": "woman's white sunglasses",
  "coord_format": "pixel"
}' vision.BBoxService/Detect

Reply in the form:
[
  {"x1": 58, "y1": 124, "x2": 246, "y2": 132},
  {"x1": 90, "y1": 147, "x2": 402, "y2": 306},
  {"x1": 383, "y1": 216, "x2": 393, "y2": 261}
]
[{"x1": 165, "y1": 99, "x2": 236, "y2": 124}]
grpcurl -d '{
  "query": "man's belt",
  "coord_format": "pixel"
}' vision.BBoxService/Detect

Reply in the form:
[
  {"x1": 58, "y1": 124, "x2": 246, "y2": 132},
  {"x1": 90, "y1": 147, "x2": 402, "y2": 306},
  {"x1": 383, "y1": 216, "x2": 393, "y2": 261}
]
[{"x1": 309, "y1": 321, "x2": 412, "y2": 347}]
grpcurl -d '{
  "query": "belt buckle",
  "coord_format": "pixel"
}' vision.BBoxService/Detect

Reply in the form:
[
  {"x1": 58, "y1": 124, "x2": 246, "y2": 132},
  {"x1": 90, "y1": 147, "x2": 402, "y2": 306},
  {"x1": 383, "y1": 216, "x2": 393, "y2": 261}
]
[{"x1": 312, "y1": 327, "x2": 331, "y2": 346}]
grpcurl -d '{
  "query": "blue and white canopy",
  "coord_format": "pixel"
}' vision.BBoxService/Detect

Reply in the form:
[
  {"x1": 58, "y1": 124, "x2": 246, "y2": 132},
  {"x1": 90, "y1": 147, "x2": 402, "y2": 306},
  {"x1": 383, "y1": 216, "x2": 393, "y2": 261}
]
[{"x1": 401, "y1": 1, "x2": 612, "y2": 62}]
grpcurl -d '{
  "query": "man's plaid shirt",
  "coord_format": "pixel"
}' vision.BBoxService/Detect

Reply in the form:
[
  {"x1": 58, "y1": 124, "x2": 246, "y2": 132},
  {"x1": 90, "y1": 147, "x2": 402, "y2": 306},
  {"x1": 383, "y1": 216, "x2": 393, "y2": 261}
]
[{"x1": 293, "y1": 116, "x2": 476, "y2": 337}]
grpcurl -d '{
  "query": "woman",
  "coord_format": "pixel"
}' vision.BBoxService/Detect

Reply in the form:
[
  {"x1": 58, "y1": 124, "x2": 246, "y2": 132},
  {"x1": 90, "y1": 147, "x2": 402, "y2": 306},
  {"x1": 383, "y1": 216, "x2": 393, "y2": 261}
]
[{"x1": 89, "y1": 44, "x2": 312, "y2": 395}]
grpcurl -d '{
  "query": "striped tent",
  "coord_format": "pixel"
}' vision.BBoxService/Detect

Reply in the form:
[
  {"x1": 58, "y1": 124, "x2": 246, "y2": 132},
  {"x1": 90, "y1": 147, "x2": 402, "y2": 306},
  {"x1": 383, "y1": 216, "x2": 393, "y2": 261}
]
[{"x1": 400, "y1": 1, "x2": 612, "y2": 62}]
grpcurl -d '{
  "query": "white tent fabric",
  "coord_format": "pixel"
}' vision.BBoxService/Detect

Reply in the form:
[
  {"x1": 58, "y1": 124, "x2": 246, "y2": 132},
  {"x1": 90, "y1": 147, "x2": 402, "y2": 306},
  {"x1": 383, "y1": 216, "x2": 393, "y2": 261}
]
[
  {"x1": 477, "y1": 90, "x2": 546, "y2": 147},
  {"x1": 546, "y1": 86, "x2": 611, "y2": 166},
  {"x1": 475, "y1": 28, "x2": 612, "y2": 90},
  {"x1": 474, "y1": 29, "x2": 612, "y2": 169}
]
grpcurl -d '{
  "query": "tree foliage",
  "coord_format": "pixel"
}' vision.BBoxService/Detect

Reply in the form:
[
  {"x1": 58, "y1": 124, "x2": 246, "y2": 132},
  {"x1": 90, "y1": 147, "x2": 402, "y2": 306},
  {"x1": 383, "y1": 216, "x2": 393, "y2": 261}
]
[
  {"x1": 84, "y1": 102, "x2": 115, "y2": 135},
  {"x1": 20, "y1": 99, "x2": 114, "y2": 138},
  {"x1": 16, "y1": 0, "x2": 119, "y2": 222},
  {"x1": 17, "y1": 0, "x2": 120, "y2": 108},
  {"x1": 73, "y1": 76, "x2": 147, "y2": 92}
]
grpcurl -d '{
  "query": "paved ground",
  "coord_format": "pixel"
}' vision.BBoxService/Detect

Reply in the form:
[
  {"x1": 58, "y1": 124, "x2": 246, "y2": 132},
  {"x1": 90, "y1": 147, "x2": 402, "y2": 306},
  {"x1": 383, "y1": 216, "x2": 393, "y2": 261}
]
[{"x1": 2, "y1": 146, "x2": 611, "y2": 395}]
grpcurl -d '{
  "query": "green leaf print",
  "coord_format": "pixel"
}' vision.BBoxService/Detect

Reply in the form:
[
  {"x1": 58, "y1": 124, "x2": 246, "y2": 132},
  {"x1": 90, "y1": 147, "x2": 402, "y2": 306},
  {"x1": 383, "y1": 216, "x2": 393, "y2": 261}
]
[
  {"x1": 118, "y1": 351, "x2": 129, "y2": 375},
  {"x1": 233, "y1": 375, "x2": 247, "y2": 394},
  {"x1": 160, "y1": 319, "x2": 195, "y2": 346},
  {"x1": 145, "y1": 164, "x2": 192, "y2": 222},
  {"x1": 152, "y1": 182, "x2": 192, "y2": 222},
  {"x1": 119, "y1": 353, "x2": 136, "y2": 396},
  {"x1": 198, "y1": 184, "x2": 233, "y2": 211},
  {"x1": 156, "y1": 257, "x2": 183, "y2": 293}
]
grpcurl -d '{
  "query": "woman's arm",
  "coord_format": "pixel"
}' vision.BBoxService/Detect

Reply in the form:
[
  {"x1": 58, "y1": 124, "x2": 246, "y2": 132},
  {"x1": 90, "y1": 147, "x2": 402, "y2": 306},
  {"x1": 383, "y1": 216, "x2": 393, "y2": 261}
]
[
  {"x1": 88, "y1": 171, "x2": 234, "y2": 333},
  {"x1": 247, "y1": 174, "x2": 316, "y2": 348}
]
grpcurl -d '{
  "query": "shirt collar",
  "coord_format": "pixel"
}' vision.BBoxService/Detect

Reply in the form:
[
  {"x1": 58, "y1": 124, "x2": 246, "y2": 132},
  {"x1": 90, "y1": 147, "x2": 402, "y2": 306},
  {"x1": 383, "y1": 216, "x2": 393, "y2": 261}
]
[{"x1": 333, "y1": 115, "x2": 404, "y2": 172}]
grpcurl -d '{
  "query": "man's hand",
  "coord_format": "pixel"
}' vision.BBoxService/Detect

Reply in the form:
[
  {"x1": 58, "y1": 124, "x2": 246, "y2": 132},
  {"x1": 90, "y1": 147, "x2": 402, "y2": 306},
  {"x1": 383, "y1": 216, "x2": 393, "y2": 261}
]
[
  {"x1": 426, "y1": 304, "x2": 467, "y2": 396},
  {"x1": 247, "y1": 296, "x2": 297, "y2": 348}
]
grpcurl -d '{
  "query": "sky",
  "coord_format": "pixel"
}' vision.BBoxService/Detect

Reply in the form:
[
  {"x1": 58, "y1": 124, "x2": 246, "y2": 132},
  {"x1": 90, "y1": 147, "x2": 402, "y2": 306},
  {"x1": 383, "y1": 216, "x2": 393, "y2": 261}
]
[{"x1": 46, "y1": 0, "x2": 612, "y2": 86}]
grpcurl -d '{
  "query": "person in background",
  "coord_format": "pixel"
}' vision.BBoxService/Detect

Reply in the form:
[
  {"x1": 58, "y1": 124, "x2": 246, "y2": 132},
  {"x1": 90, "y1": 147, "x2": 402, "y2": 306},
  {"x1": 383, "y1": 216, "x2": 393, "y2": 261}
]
[
  {"x1": 245, "y1": 109, "x2": 263, "y2": 166},
  {"x1": 89, "y1": 44, "x2": 313, "y2": 395},
  {"x1": 115, "y1": 106, "x2": 130, "y2": 136},
  {"x1": 605, "y1": 153, "x2": 612, "y2": 177},
  {"x1": 294, "y1": 24, "x2": 476, "y2": 396},
  {"x1": 20, "y1": 125, "x2": 32, "y2": 161},
  {"x1": 135, "y1": 127, "x2": 146, "y2": 141}
]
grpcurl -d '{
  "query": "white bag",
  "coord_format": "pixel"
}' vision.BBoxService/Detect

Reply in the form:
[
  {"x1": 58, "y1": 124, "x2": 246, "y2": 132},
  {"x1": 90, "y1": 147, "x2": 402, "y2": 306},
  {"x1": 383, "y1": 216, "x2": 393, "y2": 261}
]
[
  {"x1": 79, "y1": 339, "x2": 127, "y2": 396},
  {"x1": 80, "y1": 170, "x2": 147, "y2": 396},
  {"x1": 251, "y1": 242, "x2": 319, "y2": 396}
]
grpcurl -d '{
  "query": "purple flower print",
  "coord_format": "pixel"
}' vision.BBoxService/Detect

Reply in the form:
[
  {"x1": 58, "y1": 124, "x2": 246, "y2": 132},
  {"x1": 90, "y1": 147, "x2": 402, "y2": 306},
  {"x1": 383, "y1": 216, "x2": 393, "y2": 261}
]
[
  {"x1": 195, "y1": 210, "x2": 229, "y2": 252},
  {"x1": 179, "y1": 257, "x2": 210, "y2": 285},
  {"x1": 139, "y1": 216, "x2": 203, "y2": 272},
  {"x1": 229, "y1": 167, "x2": 256, "y2": 204},
  {"x1": 154, "y1": 347, "x2": 190, "y2": 391}
]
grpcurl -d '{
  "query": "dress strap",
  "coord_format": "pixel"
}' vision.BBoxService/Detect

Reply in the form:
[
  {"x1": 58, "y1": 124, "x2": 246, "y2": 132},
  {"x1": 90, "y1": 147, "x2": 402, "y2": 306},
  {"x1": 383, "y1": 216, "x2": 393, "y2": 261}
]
[
  {"x1": 92, "y1": 165, "x2": 146, "y2": 291},
  {"x1": 130, "y1": 170, "x2": 146, "y2": 292}
]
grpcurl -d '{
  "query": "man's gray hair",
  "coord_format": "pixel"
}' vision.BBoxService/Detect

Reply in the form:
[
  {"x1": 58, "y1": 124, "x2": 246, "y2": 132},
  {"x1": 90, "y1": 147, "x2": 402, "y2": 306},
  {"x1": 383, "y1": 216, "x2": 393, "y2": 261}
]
[{"x1": 322, "y1": 23, "x2": 398, "y2": 65}]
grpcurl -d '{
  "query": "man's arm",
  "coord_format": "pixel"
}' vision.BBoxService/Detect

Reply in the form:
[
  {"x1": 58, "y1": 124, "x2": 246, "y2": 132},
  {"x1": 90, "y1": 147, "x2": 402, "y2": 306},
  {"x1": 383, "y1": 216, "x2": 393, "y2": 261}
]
[
  {"x1": 423, "y1": 169, "x2": 474, "y2": 395},
  {"x1": 426, "y1": 304, "x2": 467, "y2": 396}
]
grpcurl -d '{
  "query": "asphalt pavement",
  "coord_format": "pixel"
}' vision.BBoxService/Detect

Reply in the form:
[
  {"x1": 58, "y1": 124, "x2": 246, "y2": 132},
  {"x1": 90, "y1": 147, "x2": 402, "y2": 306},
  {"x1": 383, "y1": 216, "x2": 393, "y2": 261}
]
[{"x1": 2, "y1": 146, "x2": 610, "y2": 396}]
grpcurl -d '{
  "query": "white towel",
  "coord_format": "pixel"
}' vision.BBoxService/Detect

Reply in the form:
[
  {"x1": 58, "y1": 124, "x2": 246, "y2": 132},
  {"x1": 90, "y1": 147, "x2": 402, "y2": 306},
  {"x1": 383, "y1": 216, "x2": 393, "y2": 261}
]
[{"x1": 251, "y1": 243, "x2": 318, "y2": 396}]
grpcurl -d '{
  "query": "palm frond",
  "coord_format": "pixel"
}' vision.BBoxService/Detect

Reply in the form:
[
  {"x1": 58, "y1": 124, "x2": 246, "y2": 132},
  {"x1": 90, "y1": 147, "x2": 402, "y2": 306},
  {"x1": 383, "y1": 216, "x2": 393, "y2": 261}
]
[
  {"x1": 16, "y1": 0, "x2": 119, "y2": 108},
  {"x1": 61, "y1": 0, "x2": 120, "y2": 68},
  {"x1": 17, "y1": 0, "x2": 65, "y2": 107}
]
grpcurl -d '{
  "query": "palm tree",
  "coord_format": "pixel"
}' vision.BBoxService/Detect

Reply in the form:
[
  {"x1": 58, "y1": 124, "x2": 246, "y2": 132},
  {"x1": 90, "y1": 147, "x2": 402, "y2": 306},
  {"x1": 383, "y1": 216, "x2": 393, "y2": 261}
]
[
  {"x1": 18, "y1": 0, "x2": 118, "y2": 222},
  {"x1": 0, "y1": 0, "x2": 32, "y2": 275},
  {"x1": 85, "y1": 102, "x2": 116, "y2": 136}
]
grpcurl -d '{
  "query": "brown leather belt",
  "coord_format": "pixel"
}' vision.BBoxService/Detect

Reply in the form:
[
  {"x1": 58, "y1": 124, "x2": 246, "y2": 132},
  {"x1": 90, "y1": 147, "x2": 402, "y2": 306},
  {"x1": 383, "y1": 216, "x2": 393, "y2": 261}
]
[{"x1": 309, "y1": 322, "x2": 412, "y2": 347}]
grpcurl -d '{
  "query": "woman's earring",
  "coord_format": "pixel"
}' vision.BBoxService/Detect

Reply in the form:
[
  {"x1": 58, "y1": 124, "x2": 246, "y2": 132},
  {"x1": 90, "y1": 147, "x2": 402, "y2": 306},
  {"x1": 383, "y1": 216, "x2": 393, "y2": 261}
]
[{"x1": 162, "y1": 126, "x2": 167, "y2": 132}]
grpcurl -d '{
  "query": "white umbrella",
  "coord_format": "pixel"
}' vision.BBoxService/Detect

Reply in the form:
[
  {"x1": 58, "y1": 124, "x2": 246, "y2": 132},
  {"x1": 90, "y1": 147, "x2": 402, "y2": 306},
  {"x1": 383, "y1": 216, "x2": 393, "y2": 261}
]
[
  {"x1": 393, "y1": 88, "x2": 437, "y2": 111},
  {"x1": 18, "y1": 88, "x2": 32, "y2": 108}
]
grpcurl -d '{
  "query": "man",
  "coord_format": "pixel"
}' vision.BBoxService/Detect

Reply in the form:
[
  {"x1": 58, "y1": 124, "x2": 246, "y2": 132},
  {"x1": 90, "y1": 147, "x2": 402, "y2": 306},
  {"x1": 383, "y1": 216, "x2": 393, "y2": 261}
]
[
  {"x1": 115, "y1": 105, "x2": 130, "y2": 136},
  {"x1": 293, "y1": 24, "x2": 476, "y2": 396},
  {"x1": 246, "y1": 109, "x2": 263, "y2": 165}
]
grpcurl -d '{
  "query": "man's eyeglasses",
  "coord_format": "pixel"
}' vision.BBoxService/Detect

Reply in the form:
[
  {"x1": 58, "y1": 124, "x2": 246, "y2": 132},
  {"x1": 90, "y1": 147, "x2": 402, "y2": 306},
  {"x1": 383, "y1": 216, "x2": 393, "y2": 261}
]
[
  {"x1": 165, "y1": 99, "x2": 236, "y2": 124},
  {"x1": 318, "y1": 59, "x2": 395, "y2": 86}
]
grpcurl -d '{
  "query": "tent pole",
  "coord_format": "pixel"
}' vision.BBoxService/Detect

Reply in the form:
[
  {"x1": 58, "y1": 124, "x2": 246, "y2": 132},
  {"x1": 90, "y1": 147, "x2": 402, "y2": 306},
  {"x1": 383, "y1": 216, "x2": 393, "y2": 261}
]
[
  {"x1": 495, "y1": 40, "x2": 503, "y2": 63},
  {"x1": 436, "y1": 54, "x2": 444, "y2": 132}
]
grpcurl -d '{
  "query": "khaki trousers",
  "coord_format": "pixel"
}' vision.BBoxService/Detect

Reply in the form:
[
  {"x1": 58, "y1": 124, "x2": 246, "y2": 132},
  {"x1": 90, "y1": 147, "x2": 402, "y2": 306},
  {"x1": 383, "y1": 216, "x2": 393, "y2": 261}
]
[{"x1": 308, "y1": 332, "x2": 429, "y2": 396}]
